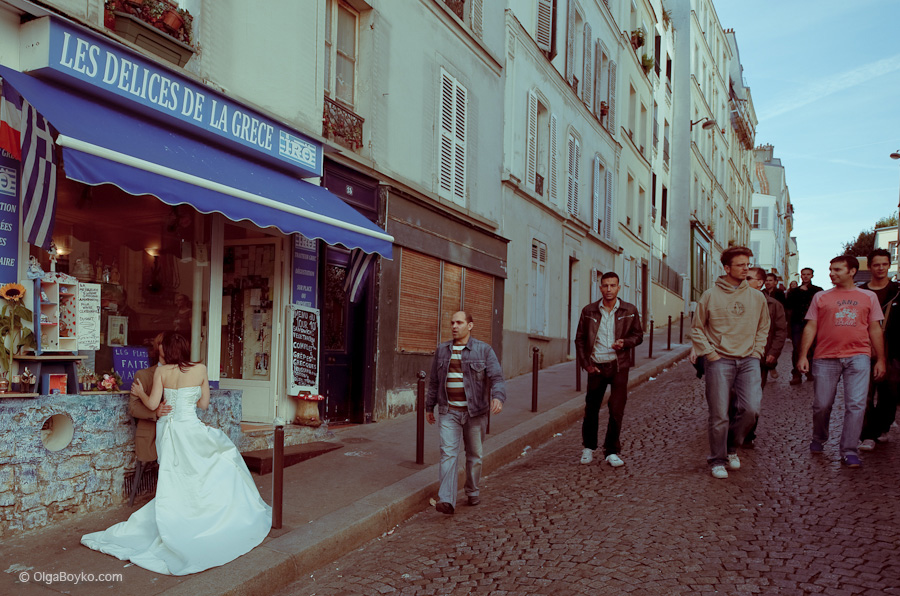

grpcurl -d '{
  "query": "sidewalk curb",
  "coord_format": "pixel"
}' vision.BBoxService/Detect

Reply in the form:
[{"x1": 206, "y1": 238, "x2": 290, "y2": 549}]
[{"x1": 165, "y1": 346, "x2": 690, "y2": 596}]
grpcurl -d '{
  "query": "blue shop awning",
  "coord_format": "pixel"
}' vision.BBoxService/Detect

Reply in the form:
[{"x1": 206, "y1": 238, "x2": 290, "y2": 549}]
[{"x1": 0, "y1": 65, "x2": 392, "y2": 258}]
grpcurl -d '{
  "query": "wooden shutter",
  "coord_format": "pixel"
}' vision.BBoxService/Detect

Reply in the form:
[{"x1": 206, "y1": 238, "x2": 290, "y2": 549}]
[
  {"x1": 592, "y1": 156, "x2": 601, "y2": 233},
  {"x1": 608, "y1": 60, "x2": 617, "y2": 132},
  {"x1": 549, "y1": 113, "x2": 558, "y2": 203},
  {"x1": 565, "y1": 0, "x2": 575, "y2": 85},
  {"x1": 440, "y1": 263, "x2": 463, "y2": 343},
  {"x1": 526, "y1": 91, "x2": 538, "y2": 191},
  {"x1": 582, "y1": 22, "x2": 592, "y2": 107},
  {"x1": 463, "y1": 269, "x2": 494, "y2": 345},
  {"x1": 536, "y1": 0, "x2": 553, "y2": 51},
  {"x1": 398, "y1": 249, "x2": 441, "y2": 353},
  {"x1": 604, "y1": 169, "x2": 614, "y2": 240},
  {"x1": 439, "y1": 70, "x2": 455, "y2": 201},
  {"x1": 470, "y1": 0, "x2": 483, "y2": 38}
]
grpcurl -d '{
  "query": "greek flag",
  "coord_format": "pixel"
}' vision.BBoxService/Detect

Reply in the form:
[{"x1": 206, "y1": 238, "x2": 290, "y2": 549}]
[
  {"x1": 0, "y1": 78, "x2": 58, "y2": 250},
  {"x1": 343, "y1": 248, "x2": 375, "y2": 303}
]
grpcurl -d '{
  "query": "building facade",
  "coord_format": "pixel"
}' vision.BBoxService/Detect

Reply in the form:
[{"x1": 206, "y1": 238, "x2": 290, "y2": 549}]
[{"x1": 750, "y1": 144, "x2": 793, "y2": 283}]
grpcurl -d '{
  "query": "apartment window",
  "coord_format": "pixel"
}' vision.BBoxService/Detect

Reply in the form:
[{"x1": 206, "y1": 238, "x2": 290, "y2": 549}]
[
  {"x1": 628, "y1": 85, "x2": 637, "y2": 141},
  {"x1": 752, "y1": 207, "x2": 760, "y2": 229},
  {"x1": 626, "y1": 173, "x2": 635, "y2": 229},
  {"x1": 439, "y1": 69, "x2": 468, "y2": 206},
  {"x1": 661, "y1": 186, "x2": 668, "y2": 229},
  {"x1": 566, "y1": 133, "x2": 581, "y2": 217},
  {"x1": 592, "y1": 156, "x2": 606, "y2": 233},
  {"x1": 441, "y1": 0, "x2": 484, "y2": 37},
  {"x1": 324, "y1": 0, "x2": 358, "y2": 106},
  {"x1": 535, "y1": 0, "x2": 555, "y2": 54},
  {"x1": 526, "y1": 91, "x2": 551, "y2": 197},
  {"x1": 594, "y1": 42, "x2": 616, "y2": 131},
  {"x1": 638, "y1": 186, "x2": 646, "y2": 237},
  {"x1": 567, "y1": 8, "x2": 585, "y2": 92},
  {"x1": 530, "y1": 239, "x2": 548, "y2": 334},
  {"x1": 398, "y1": 248, "x2": 494, "y2": 351}
]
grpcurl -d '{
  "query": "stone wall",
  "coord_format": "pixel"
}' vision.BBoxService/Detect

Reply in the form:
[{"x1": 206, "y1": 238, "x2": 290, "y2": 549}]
[{"x1": 0, "y1": 390, "x2": 241, "y2": 537}]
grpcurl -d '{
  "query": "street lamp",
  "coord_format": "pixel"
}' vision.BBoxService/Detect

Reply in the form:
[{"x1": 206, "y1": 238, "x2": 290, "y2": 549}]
[{"x1": 690, "y1": 117, "x2": 717, "y2": 130}]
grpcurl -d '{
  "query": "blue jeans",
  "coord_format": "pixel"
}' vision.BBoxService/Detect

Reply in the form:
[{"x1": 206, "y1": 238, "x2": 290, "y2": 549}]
[
  {"x1": 705, "y1": 356, "x2": 762, "y2": 466},
  {"x1": 812, "y1": 356, "x2": 871, "y2": 457},
  {"x1": 437, "y1": 408, "x2": 486, "y2": 508}
]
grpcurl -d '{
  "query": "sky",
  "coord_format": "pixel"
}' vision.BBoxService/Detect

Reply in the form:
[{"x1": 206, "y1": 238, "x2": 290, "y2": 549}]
[{"x1": 712, "y1": 0, "x2": 900, "y2": 286}]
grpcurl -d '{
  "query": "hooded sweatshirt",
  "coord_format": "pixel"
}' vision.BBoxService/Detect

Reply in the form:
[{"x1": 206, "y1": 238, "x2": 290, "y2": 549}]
[{"x1": 692, "y1": 276, "x2": 770, "y2": 359}]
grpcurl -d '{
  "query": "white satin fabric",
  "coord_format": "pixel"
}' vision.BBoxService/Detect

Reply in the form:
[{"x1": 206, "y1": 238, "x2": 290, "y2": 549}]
[{"x1": 81, "y1": 387, "x2": 271, "y2": 575}]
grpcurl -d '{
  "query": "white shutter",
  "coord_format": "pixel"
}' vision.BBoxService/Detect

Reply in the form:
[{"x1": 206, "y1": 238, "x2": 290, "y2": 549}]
[
  {"x1": 565, "y1": 0, "x2": 575, "y2": 85},
  {"x1": 549, "y1": 113, "x2": 558, "y2": 204},
  {"x1": 439, "y1": 70, "x2": 455, "y2": 200},
  {"x1": 593, "y1": 39, "x2": 602, "y2": 114},
  {"x1": 453, "y1": 79, "x2": 468, "y2": 205},
  {"x1": 573, "y1": 137, "x2": 580, "y2": 216},
  {"x1": 583, "y1": 22, "x2": 592, "y2": 107},
  {"x1": 760, "y1": 206, "x2": 769, "y2": 229},
  {"x1": 470, "y1": 0, "x2": 483, "y2": 38},
  {"x1": 537, "y1": 244, "x2": 546, "y2": 332},
  {"x1": 590, "y1": 267, "x2": 599, "y2": 302},
  {"x1": 526, "y1": 91, "x2": 538, "y2": 191},
  {"x1": 608, "y1": 60, "x2": 617, "y2": 132},
  {"x1": 592, "y1": 156, "x2": 601, "y2": 232},
  {"x1": 604, "y1": 169, "x2": 614, "y2": 240},
  {"x1": 536, "y1": 0, "x2": 553, "y2": 52},
  {"x1": 567, "y1": 135, "x2": 576, "y2": 216}
]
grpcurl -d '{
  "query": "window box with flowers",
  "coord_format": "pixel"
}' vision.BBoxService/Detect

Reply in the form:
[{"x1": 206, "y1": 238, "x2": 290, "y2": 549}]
[{"x1": 104, "y1": 0, "x2": 196, "y2": 67}]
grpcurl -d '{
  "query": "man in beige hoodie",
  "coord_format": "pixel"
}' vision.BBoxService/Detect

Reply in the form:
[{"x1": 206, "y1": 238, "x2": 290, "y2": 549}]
[{"x1": 692, "y1": 246, "x2": 770, "y2": 479}]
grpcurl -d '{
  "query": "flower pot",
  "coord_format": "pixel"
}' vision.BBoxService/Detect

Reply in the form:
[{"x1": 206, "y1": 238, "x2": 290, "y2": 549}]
[{"x1": 161, "y1": 9, "x2": 184, "y2": 34}]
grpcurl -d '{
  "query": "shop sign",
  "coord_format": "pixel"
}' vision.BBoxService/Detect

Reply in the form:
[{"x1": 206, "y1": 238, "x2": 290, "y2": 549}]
[
  {"x1": 292, "y1": 234, "x2": 318, "y2": 308},
  {"x1": 288, "y1": 304, "x2": 319, "y2": 394},
  {"x1": 0, "y1": 151, "x2": 19, "y2": 283},
  {"x1": 22, "y1": 18, "x2": 322, "y2": 177},
  {"x1": 112, "y1": 345, "x2": 150, "y2": 391}
]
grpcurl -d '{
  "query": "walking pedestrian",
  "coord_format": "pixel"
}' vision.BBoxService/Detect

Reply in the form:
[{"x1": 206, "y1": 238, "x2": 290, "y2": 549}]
[
  {"x1": 764, "y1": 272, "x2": 787, "y2": 308},
  {"x1": 786, "y1": 268, "x2": 823, "y2": 385},
  {"x1": 798, "y1": 255, "x2": 886, "y2": 467},
  {"x1": 856, "y1": 248, "x2": 899, "y2": 452},
  {"x1": 426, "y1": 311, "x2": 506, "y2": 514},
  {"x1": 691, "y1": 246, "x2": 769, "y2": 479},
  {"x1": 729, "y1": 266, "x2": 788, "y2": 449},
  {"x1": 574, "y1": 271, "x2": 643, "y2": 468}
]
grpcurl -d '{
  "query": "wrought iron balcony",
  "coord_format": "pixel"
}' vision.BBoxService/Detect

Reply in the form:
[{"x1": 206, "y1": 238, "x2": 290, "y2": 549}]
[{"x1": 323, "y1": 96, "x2": 364, "y2": 151}]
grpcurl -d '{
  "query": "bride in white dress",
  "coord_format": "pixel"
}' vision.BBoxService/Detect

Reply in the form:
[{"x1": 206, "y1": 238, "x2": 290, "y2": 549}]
[{"x1": 81, "y1": 332, "x2": 271, "y2": 575}]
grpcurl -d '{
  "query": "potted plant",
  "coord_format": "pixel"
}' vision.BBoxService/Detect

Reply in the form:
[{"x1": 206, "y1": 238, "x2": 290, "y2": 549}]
[
  {"x1": 630, "y1": 29, "x2": 645, "y2": 50},
  {"x1": 641, "y1": 54, "x2": 655, "y2": 74},
  {"x1": 0, "y1": 283, "x2": 35, "y2": 374}
]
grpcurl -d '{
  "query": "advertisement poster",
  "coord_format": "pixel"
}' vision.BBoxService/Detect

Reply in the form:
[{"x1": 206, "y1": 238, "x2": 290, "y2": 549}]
[
  {"x1": 0, "y1": 151, "x2": 20, "y2": 284},
  {"x1": 292, "y1": 234, "x2": 318, "y2": 308},
  {"x1": 77, "y1": 283, "x2": 101, "y2": 350}
]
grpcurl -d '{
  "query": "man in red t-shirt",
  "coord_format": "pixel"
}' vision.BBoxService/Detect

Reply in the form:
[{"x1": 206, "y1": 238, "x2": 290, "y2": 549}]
[{"x1": 798, "y1": 255, "x2": 886, "y2": 467}]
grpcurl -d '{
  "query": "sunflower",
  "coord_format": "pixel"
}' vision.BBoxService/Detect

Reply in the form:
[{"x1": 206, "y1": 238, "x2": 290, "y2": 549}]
[{"x1": 0, "y1": 283, "x2": 26, "y2": 303}]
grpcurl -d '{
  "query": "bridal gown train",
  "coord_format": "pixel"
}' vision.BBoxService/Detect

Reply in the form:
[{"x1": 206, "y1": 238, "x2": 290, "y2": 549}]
[{"x1": 81, "y1": 386, "x2": 271, "y2": 575}]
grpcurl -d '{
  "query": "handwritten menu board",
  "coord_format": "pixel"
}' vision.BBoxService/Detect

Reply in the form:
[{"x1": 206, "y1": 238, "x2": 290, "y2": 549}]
[
  {"x1": 77, "y1": 283, "x2": 101, "y2": 350},
  {"x1": 288, "y1": 304, "x2": 319, "y2": 394},
  {"x1": 0, "y1": 151, "x2": 19, "y2": 284}
]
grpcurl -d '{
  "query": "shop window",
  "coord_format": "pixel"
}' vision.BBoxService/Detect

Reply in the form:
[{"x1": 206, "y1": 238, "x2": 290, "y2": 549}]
[
  {"x1": 29, "y1": 179, "x2": 211, "y2": 377},
  {"x1": 325, "y1": 0, "x2": 358, "y2": 107},
  {"x1": 398, "y1": 248, "x2": 495, "y2": 352}
]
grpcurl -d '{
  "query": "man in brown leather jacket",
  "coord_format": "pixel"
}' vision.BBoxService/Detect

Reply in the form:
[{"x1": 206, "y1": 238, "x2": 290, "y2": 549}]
[{"x1": 574, "y1": 271, "x2": 643, "y2": 468}]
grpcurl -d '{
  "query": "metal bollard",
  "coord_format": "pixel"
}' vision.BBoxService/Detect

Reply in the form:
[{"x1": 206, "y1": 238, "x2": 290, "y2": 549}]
[
  {"x1": 679, "y1": 312, "x2": 684, "y2": 344},
  {"x1": 272, "y1": 423, "x2": 284, "y2": 529},
  {"x1": 416, "y1": 371, "x2": 426, "y2": 465},
  {"x1": 532, "y1": 346, "x2": 540, "y2": 413},
  {"x1": 667, "y1": 315, "x2": 672, "y2": 350},
  {"x1": 648, "y1": 320, "x2": 654, "y2": 359}
]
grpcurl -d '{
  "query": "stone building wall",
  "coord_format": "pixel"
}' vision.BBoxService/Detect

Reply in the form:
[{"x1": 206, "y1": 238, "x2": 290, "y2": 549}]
[{"x1": 0, "y1": 390, "x2": 241, "y2": 537}]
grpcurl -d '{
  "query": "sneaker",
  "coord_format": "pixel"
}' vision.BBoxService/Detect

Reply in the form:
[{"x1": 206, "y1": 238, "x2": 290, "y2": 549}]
[
  {"x1": 435, "y1": 501, "x2": 455, "y2": 514},
  {"x1": 878, "y1": 433, "x2": 890, "y2": 443},
  {"x1": 605, "y1": 454, "x2": 625, "y2": 467},
  {"x1": 841, "y1": 454, "x2": 862, "y2": 468},
  {"x1": 810, "y1": 440, "x2": 824, "y2": 453},
  {"x1": 859, "y1": 439, "x2": 876, "y2": 451},
  {"x1": 789, "y1": 375, "x2": 802, "y2": 385},
  {"x1": 467, "y1": 496, "x2": 480, "y2": 506},
  {"x1": 710, "y1": 465, "x2": 728, "y2": 479},
  {"x1": 727, "y1": 453, "x2": 741, "y2": 470},
  {"x1": 580, "y1": 448, "x2": 594, "y2": 464}
]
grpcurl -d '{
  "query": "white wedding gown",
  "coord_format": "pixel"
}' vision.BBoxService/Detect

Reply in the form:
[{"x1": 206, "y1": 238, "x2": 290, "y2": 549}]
[{"x1": 81, "y1": 387, "x2": 271, "y2": 575}]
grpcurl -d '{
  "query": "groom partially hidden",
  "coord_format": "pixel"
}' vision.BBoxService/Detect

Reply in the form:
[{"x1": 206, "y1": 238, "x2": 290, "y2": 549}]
[{"x1": 128, "y1": 333, "x2": 170, "y2": 504}]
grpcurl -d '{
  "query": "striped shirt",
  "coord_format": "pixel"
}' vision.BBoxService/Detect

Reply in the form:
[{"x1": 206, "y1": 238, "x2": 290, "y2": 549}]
[
  {"x1": 447, "y1": 344, "x2": 467, "y2": 407},
  {"x1": 591, "y1": 299, "x2": 619, "y2": 363}
]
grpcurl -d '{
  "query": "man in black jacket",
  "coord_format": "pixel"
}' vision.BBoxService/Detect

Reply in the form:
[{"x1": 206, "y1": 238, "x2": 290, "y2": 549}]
[
  {"x1": 574, "y1": 271, "x2": 643, "y2": 468},
  {"x1": 785, "y1": 267, "x2": 823, "y2": 384}
]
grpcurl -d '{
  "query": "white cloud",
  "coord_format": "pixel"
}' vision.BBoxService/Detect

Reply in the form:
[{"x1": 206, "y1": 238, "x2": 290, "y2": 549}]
[{"x1": 759, "y1": 54, "x2": 900, "y2": 122}]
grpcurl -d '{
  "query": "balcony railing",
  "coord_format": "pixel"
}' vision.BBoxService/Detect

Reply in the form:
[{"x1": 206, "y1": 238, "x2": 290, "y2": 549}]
[{"x1": 323, "y1": 96, "x2": 364, "y2": 150}]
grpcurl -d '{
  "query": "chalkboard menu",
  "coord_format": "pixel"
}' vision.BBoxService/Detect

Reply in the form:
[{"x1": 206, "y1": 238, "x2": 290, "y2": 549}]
[{"x1": 288, "y1": 304, "x2": 319, "y2": 394}]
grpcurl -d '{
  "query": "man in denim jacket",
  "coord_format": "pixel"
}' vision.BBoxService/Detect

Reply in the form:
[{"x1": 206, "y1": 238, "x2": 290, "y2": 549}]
[{"x1": 426, "y1": 311, "x2": 506, "y2": 515}]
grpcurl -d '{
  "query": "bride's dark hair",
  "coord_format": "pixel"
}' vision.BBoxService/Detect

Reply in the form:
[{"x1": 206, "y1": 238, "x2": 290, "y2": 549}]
[{"x1": 161, "y1": 331, "x2": 198, "y2": 371}]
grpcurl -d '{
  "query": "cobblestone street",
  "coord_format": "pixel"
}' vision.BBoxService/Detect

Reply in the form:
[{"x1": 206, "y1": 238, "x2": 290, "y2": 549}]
[{"x1": 277, "y1": 353, "x2": 900, "y2": 596}]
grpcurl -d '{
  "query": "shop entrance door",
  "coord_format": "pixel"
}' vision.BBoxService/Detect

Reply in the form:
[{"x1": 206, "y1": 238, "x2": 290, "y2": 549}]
[
  {"x1": 219, "y1": 236, "x2": 282, "y2": 423},
  {"x1": 320, "y1": 247, "x2": 367, "y2": 423}
]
